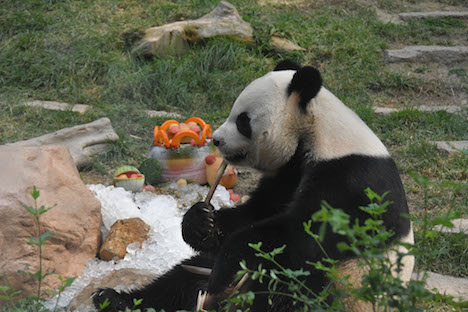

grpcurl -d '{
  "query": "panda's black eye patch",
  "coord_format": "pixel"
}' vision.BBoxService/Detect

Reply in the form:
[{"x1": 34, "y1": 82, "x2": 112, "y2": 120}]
[{"x1": 236, "y1": 112, "x2": 252, "y2": 139}]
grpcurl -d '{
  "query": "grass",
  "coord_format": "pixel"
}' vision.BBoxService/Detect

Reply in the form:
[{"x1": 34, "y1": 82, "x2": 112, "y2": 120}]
[
  {"x1": 416, "y1": 232, "x2": 468, "y2": 277},
  {"x1": 0, "y1": 0, "x2": 467, "y2": 308},
  {"x1": 376, "y1": 18, "x2": 468, "y2": 46}
]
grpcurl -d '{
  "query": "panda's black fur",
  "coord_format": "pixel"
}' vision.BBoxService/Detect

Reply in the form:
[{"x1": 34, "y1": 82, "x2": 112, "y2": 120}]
[{"x1": 93, "y1": 61, "x2": 412, "y2": 312}]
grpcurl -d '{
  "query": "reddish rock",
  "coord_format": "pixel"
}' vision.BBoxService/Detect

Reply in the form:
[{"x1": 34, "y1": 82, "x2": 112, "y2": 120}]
[
  {"x1": 99, "y1": 218, "x2": 150, "y2": 261},
  {"x1": 0, "y1": 145, "x2": 101, "y2": 300}
]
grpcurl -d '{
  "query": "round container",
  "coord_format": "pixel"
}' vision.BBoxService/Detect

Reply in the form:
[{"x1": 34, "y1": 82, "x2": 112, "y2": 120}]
[
  {"x1": 113, "y1": 166, "x2": 145, "y2": 192},
  {"x1": 148, "y1": 142, "x2": 216, "y2": 184}
]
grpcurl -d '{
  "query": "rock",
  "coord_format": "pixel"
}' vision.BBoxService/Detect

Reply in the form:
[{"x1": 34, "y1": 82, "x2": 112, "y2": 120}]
[
  {"x1": 374, "y1": 105, "x2": 464, "y2": 115},
  {"x1": 430, "y1": 140, "x2": 468, "y2": 154},
  {"x1": 68, "y1": 268, "x2": 158, "y2": 311},
  {"x1": 134, "y1": 1, "x2": 253, "y2": 57},
  {"x1": 412, "y1": 271, "x2": 468, "y2": 301},
  {"x1": 23, "y1": 100, "x2": 90, "y2": 114},
  {"x1": 136, "y1": 25, "x2": 189, "y2": 56},
  {"x1": 375, "y1": 9, "x2": 403, "y2": 24},
  {"x1": 399, "y1": 11, "x2": 468, "y2": 21},
  {"x1": 385, "y1": 46, "x2": 468, "y2": 64},
  {"x1": 270, "y1": 36, "x2": 305, "y2": 53},
  {"x1": 434, "y1": 218, "x2": 468, "y2": 234},
  {"x1": 0, "y1": 145, "x2": 101, "y2": 300},
  {"x1": 258, "y1": 0, "x2": 304, "y2": 4},
  {"x1": 8, "y1": 118, "x2": 119, "y2": 169},
  {"x1": 99, "y1": 218, "x2": 150, "y2": 261},
  {"x1": 146, "y1": 110, "x2": 183, "y2": 119}
]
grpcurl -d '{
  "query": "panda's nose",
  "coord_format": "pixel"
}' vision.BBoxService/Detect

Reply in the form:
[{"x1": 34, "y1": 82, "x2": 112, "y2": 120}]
[{"x1": 212, "y1": 138, "x2": 221, "y2": 146}]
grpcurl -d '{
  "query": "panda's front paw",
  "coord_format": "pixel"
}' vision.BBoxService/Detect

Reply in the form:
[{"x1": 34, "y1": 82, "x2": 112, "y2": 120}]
[
  {"x1": 92, "y1": 288, "x2": 131, "y2": 312},
  {"x1": 182, "y1": 202, "x2": 219, "y2": 252}
]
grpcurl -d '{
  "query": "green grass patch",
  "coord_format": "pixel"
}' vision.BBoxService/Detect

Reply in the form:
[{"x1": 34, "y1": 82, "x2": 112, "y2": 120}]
[
  {"x1": 415, "y1": 231, "x2": 468, "y2": 277},
  {"x1": 375, "y1": 18, "x2": 467, "y2": 46},
  {"x1": 368, "y1": 110, "x2": 468, "y2": 180}
]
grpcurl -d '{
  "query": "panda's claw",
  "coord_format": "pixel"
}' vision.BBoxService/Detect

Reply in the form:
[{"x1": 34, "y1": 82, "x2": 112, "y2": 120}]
[{"x1": 203, "y1": 208, "x2": 211, "y2": 213}]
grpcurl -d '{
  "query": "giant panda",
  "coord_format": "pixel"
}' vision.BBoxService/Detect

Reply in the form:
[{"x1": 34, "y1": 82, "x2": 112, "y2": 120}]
[{"x1": 93, "y1": 60, "x2": 414, "y2": 312}]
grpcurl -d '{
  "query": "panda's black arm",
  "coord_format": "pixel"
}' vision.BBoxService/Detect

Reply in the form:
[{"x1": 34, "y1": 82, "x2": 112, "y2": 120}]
[
  {"x1": 207, "y1": 207, "x2": 340, "y2": 294},
  {"x1": 182, "y1": 164, "x2": 301, "y2": 252},
  {"x1": 213, "y1": 157, "x2": 304, "y2": 239}
]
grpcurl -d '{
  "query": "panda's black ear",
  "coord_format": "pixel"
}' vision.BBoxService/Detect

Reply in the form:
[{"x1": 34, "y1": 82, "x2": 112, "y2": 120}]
[
  {"x1": 287, "y1": 66, "x2": 322, "y2": 113},
  {"x1": 274, "y1": 60, "x2": 302, "y2": 71}
]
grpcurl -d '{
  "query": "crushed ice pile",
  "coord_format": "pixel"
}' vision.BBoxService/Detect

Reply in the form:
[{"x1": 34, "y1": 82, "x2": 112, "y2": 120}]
[{"x1": 45, "y1": 182, "x2": 233, "y2": 311}]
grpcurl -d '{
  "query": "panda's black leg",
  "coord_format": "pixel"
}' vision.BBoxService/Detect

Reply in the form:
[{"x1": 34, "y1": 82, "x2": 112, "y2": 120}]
[{"x1": 93, "y1": 253, "x2": 214, "y2": 312}]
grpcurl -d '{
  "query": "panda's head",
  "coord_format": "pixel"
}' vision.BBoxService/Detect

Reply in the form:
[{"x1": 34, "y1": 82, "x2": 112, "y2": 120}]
[
  {"x1": 212, "y1": 60, "x2": 322, "y2": 172},
  {"x1": 213, "y1": 60, "x2": 388, "y2": 172}
]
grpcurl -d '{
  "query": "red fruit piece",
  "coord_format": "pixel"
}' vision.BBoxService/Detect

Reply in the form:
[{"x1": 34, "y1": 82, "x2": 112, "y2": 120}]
[
  {"x1": 117, "y1": 173, "x2": 128, "y2": 179},
  {"x1": 190, "y1": 125, "x2": 201, "y2": 134},
  {"x1": 129, "y1": 173, "x2": 139, "y2": 178},
  {"x1": 230, "y1": 193, "x2": 241, "y2": 202},
  {"x1": 228, "y1": 189, "x2": 234, "y2": 194},
  {"x1": 168, "y1": 125, "x2": 180, "y2": 136},
  {"x1": 141, "y1": 185, "x2": 156, "y2": 192},
  {"x1": 205, "y1": 155, "x2": 216, "y2": 165}
]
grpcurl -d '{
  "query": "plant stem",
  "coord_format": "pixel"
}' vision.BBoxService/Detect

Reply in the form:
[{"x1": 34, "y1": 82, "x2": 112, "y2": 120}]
[{"x1": 34, "y1": 198, "x2": 42, "y2": 299}]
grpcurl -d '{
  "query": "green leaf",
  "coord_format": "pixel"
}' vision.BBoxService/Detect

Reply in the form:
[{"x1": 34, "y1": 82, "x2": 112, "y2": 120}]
[
  {"x1": 39, "y1": 230, "x2": 53, "y2": 243},
  {"x1": 22, "y1": 203, "x2": 37, "y2": 216},
  {"x1": 99, "y1": 298, "x2": 110, "y2": 309},
  {"x1": 133, "y1": 298, "x2": 143, "y2": 307},
  {"x1": 31, "y1": 186, "x2": 40, "y2": 200},
  {"x1": 430, "y1": 216, "x2": 454, "y2": 228},
  {"x1": 270, "y1": 245, "x2": 286, "y2": 257},
  {"x1": 27, "y1": 236, "x2": 39, "y2": 246},
  {"x1": 408, "y1": 171, "x2": 429, "y2": 186},
  {"x1": 248, "y1": 242, "x2": 262, "y2": 251}
]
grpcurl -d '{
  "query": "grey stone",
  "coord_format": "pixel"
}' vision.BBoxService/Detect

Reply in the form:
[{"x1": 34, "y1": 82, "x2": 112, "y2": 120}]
[
  {"x1": 8, "y1": 118, "x2": 119, "y2": 169},
  {"x1": 134, "y1": 1, "x2": 253, "y2": 57},
  {"x1": 24, "y1": 100, "x2": 90, "y2": 114},
  {"x1": 146, "y1": 110, "x2": 183, "y2": 119},
  {"x1": 412, "y1": 271, "x2": 468, "y2": 301},
  {"x1": 374, "y1": 105, "x2": 464, "y2": 115},
  {"x1": 399, "y1": 11, "x2": 468, "y2": 21},
  {"x1": 376, "y1": 9, "x2": 403, "y2": 24},
  {"x1": 270, "y1": 36, "x2": 305, "y2": 53},
  {"x1": 434, "y1": 218, "x2": 468, "y2": 234},
  {"x1": 385, "y1": 46, "x2": 468, "y2": 64},
  {"x1": 431, "y1": 140, "x2": 468, "y2": 154},
  {"x1": 373, "y1": 107, "x2": 399, "y2": 115}
]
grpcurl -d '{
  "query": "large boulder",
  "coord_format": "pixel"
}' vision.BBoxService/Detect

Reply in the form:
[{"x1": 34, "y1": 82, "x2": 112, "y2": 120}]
[
  {"x1": 134, "y1": 1, "x2": 253, "y2": 57},
  {"x1": 0, "y1": 145, "x2": 101, "y2": 300}
]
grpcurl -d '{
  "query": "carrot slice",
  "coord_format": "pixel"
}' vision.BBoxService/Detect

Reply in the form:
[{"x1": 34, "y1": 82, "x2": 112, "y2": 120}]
[
  {"x1": 158, "y1": 129, "x2": 171, "y2": 148},
  {"x1": 160, "y1": 119, "x2": 180, "y2": 132},
  {"x1": 201, "y1": 124, "x2": 212, "y2": 142},
  {"x1": 153, "y1": 126, "x2": 160, "y2": 146},
  {"x1": 171, "y1": 130, "x2": 201, "y2": 148},
  {"x1": 185, "y1": 117, "x2": 207, "y2": 129}
]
